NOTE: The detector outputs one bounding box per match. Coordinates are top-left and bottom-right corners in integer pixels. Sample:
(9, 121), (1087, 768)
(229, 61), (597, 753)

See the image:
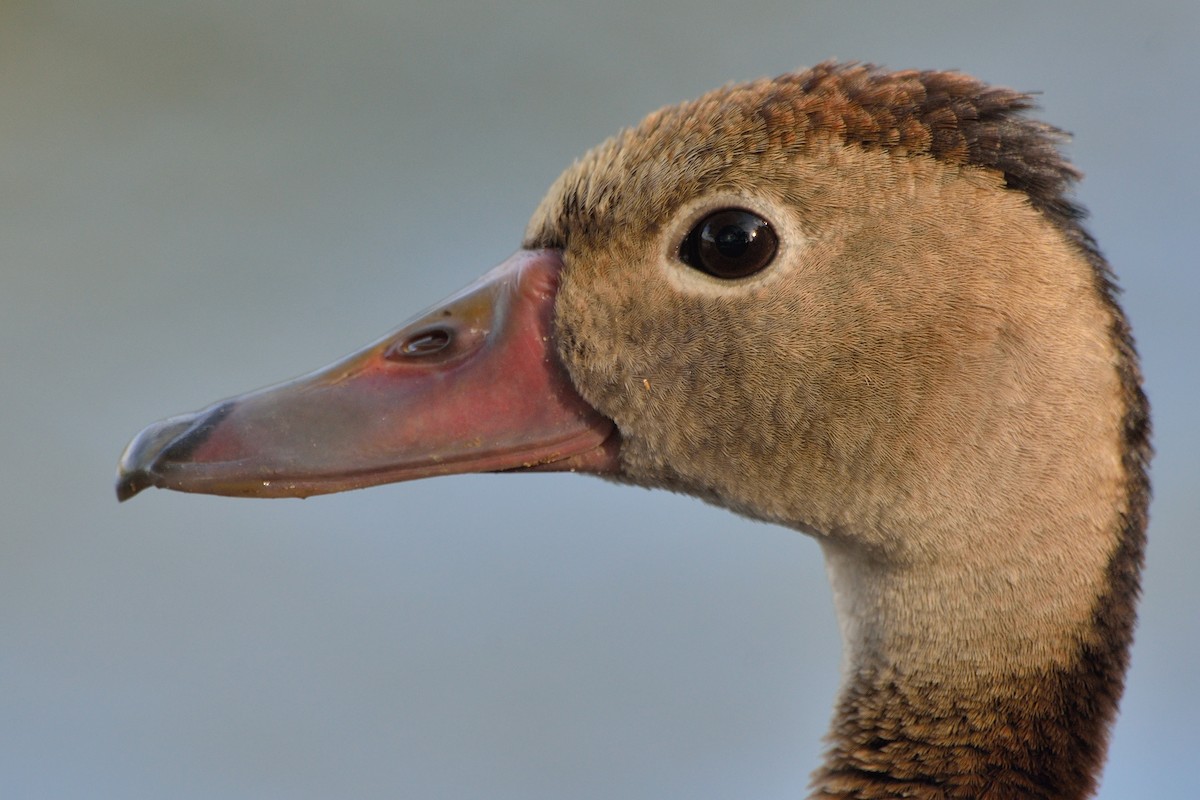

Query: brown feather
(525, 63), (1149, 798)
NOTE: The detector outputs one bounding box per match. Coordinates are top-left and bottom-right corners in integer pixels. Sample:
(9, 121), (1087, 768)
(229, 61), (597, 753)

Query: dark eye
(680, 208), (778, 279)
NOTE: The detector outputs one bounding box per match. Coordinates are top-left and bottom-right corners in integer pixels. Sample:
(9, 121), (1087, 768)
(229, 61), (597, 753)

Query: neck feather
(813, 522), (1143, 799)
(811, 370), (1148, 800)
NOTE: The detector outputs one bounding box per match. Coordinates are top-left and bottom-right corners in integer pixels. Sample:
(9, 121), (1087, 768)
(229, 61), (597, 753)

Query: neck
(812, 649), (1119, 799)
(812, 495), (1144, 800)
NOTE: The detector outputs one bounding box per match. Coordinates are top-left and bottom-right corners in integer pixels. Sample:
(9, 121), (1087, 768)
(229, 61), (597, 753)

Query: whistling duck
(117, 63), (1150, 799)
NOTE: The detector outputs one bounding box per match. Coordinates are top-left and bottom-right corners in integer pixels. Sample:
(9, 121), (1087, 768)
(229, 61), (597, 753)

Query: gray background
(4, 1), (1196, 798)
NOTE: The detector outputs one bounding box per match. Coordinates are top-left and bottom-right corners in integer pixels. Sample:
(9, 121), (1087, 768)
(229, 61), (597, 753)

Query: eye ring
(679, 208), (778, 279)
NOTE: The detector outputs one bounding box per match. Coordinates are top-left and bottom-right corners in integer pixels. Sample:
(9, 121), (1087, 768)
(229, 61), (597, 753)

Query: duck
(116, 62), (1150, 799)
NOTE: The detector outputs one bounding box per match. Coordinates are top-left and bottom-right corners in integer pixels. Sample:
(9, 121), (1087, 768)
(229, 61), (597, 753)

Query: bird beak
(116, 249), (618, 501)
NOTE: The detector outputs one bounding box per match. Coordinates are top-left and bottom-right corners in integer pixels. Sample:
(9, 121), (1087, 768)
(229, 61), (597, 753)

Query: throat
(811, 528), (1138, 800)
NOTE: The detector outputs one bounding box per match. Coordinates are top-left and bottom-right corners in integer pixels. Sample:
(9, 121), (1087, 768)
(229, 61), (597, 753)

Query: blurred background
(3, 1), (1196, 798)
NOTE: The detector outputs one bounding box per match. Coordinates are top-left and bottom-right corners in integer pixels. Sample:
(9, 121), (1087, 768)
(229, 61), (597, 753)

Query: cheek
(552, 263), (639, 414)
(553, 264), (690, 428)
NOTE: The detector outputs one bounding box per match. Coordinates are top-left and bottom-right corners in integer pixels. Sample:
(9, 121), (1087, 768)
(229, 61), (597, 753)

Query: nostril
(388, 327), (453, 360)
